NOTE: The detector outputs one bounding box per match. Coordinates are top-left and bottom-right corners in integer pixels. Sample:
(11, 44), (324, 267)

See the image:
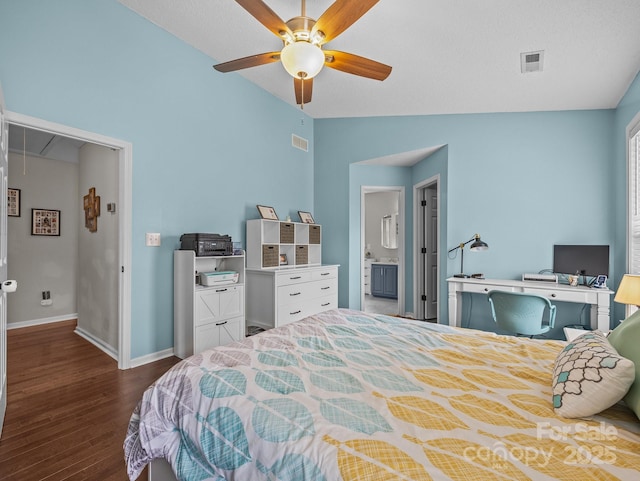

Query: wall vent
(292, 134), (309, 152)
(520, 50), (544, 73)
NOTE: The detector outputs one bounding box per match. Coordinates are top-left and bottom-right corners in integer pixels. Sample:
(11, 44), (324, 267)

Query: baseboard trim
(74, 327), (117, 361)
(7, 314), (78, 330)
(130, 348), (175, 368)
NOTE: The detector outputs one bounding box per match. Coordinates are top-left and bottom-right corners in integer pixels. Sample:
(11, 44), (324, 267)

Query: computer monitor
(552, 245), (609, 278)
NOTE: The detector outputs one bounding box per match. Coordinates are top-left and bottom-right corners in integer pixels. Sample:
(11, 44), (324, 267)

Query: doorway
(361, 186), (405, 316)
(5, 111), (132, 369)
(414, 176), (439, 321)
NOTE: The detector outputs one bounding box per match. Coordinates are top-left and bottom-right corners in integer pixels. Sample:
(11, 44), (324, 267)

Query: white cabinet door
(219, 286), (244, 318)
(195, 316), (243, 354)
(195, 286), (243, 326)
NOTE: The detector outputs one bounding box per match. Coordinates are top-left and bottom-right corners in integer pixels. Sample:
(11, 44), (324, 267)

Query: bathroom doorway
(361, 186), (404, 316)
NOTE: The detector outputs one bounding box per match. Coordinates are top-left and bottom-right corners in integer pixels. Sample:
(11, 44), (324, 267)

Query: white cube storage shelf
(247, 219), (321, 269)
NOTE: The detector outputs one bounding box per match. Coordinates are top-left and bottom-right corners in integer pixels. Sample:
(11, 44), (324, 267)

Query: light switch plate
(146, 233), (161, 246)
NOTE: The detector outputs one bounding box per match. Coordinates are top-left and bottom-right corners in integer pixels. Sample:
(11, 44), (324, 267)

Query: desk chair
(487, 290), (557, 337)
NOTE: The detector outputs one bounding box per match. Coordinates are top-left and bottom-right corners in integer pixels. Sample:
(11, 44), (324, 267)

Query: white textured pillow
(552, 330), (635, 418)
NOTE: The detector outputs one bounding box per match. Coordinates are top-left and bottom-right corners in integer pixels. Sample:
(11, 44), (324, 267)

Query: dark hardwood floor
(0, 320), (180, 481)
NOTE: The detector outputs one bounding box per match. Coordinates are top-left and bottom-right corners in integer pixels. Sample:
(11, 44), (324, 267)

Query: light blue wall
(315, 110), (616, 334)
(0, 0), (314, 358)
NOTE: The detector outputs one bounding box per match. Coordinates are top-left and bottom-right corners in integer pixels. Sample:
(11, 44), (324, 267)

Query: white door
(0, 83), (9, 436)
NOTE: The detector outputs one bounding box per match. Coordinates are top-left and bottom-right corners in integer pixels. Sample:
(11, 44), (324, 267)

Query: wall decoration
(83, 187), (100, 232)
(298, 211), (315, 224)
(31, 209), (60, 236)
(257, 204), (278, 220)
(8, 188), (20, 217)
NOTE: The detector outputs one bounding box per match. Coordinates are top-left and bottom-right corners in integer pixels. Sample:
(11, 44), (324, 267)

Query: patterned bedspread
(124, 308), (640, 480)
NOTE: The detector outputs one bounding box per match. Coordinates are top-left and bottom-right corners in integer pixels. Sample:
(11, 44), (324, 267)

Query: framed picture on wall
(8, 188), (20, 217)
(31, 208), (60, 236)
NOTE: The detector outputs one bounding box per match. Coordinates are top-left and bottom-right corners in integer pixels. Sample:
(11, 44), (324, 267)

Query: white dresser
(246, 265), (339, 330)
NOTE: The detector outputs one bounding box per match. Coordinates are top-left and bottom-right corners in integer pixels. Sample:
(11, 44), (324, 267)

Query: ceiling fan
(213, 0), (392, 108)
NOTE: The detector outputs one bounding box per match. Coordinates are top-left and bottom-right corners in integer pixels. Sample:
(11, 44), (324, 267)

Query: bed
(124, 308), (640, 480)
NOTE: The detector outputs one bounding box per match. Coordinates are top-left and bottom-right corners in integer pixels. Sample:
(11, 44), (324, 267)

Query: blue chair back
(487, 290), (557, 337)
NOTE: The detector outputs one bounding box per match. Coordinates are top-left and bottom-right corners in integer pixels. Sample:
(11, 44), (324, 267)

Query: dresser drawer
(276, 271), (313, 286)
(315, 294), (337, 311)
(277, 294), (337, 327)
(311, 278), (337, 298)
(312, 267), (337, 281)
(278, 282), (315, 304)
(277, 301), (314, 326)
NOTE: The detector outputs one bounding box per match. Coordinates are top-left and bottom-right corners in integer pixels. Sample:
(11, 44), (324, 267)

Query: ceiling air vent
(521, 50), (544, 73)
(292, 134), (308, 152)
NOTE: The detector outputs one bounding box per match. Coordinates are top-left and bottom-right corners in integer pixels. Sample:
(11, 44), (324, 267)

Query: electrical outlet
(146, 233), (161, 247)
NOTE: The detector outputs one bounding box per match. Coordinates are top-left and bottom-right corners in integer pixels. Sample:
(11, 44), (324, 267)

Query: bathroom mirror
(381, 213), (398, 249)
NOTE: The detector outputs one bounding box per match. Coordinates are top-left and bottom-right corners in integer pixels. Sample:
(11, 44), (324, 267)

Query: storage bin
(295, 245), (308, 265)
(280, 223), (294, 243)
(309, 225), (321, 244)
(262, 245), (279, 267)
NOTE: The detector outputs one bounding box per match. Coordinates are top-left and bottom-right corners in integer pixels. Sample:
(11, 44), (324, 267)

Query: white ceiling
(118, 0), (640, 119)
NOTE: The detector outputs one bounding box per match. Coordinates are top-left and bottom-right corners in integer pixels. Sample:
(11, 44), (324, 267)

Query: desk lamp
(448, 234), (489, 278)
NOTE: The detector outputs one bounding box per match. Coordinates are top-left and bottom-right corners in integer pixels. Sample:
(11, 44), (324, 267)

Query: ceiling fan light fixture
(281, 41), (325, 79)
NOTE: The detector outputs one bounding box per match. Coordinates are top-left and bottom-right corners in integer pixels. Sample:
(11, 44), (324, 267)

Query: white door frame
(360, 186), (405, 316)
(6, 111), (132, 369)
(413, 175), (440, 321)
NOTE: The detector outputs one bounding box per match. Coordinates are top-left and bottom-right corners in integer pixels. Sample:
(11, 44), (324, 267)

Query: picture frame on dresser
(257, 204), (278, 220)
(298, 211), (315, 224)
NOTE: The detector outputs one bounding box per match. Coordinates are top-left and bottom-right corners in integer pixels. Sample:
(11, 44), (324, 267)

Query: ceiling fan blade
(323, 50), (391, 81)
(313, 0), (379, 44)
(213, 52), (281, 73)
(235, 0), (292, 39)
(294, 78), (313, 105)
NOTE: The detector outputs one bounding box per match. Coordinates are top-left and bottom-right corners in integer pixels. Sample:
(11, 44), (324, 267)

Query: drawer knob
(484, 288), (488, 292)
(321, 286), (330, 290)
(215, 321), (228, 326)
(290, 292), (301, 296)
(290, 310), (301, 315)
(321, 272), (330, 276)
(551, 293), (556, 298)
(216, 288), (228, 292)
(321, 302), (331, 307)
(290, 276), (302, 280)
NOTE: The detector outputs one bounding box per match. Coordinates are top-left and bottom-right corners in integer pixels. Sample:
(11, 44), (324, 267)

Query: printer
(180, 233), (233, 256)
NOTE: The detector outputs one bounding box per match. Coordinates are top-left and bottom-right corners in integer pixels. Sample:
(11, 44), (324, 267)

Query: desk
(447, 277), (614, 332)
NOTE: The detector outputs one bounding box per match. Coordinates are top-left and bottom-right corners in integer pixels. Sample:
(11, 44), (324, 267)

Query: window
(627, 117), (640, 316)
(628, 120), (640, 275)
